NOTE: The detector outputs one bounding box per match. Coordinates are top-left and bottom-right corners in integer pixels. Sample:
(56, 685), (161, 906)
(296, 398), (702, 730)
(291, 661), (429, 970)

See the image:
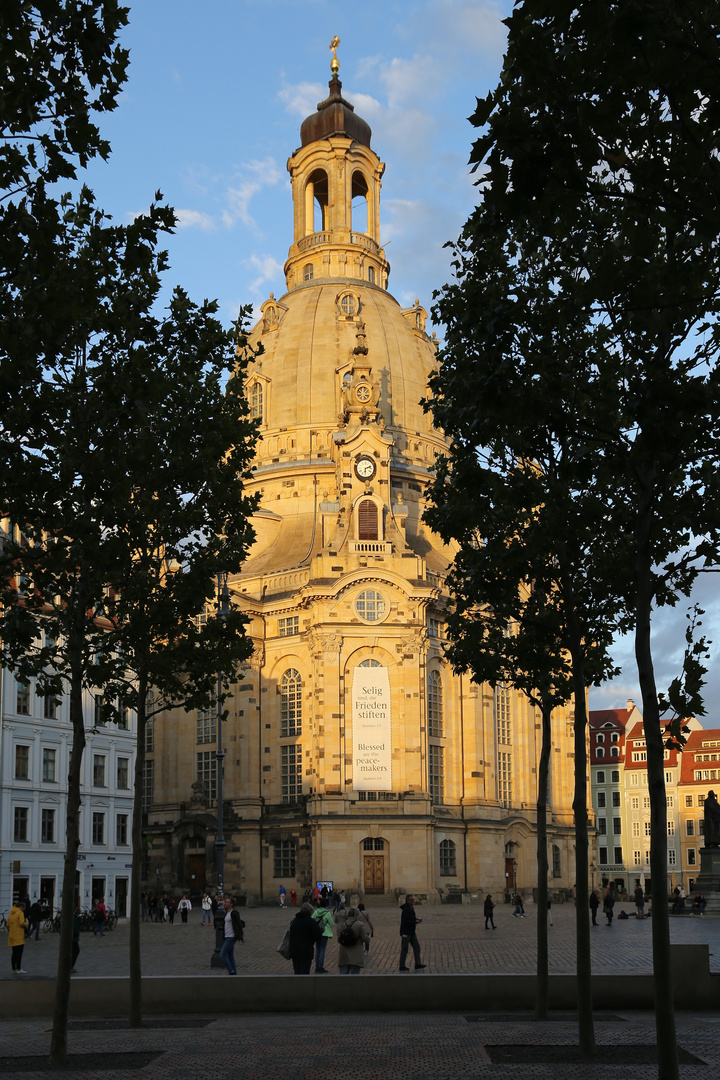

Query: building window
(44, 696), (58, 720)
(632, 751), (647, 762)
(357, 499), (379, 541)
(611, 770), (620, 783)
(645, 850), (651, 865)
(14, 806), (29, 842)
(613, 818), (621, 835)
(42, 748), (57, 783)
(117, 757), (129, 789)
(612, 791), (621, 807)
(92, 812), (105, 845)
(355, 589), (386, 623)
(16, 680), (30, 714)
(250, 381), (263, 420)
(428, 670), (443, 737)
(93, 755), (106, 787)
(197, 707), (216, 744)
(303, 264), (313, 282)
(368, 266), (375, 284)
(429, 744), (444, 804)
(41, 808), (56, 844)
(632, 822), (640, 837)
(666, 771), (673, 784)
(597, 818), (607, 835)
(363, 835), (386, 850)
(685, 795), (694, 808)
(495, 684), (511, 745)
(281, 744), (302, 804)
(599, 846), (608, 864)
(631, 797), (639, 810)
(116, 814), (128, 846)
(596, 748), (605, 758)
(633, 851), (641, 865)
(644, 821), (651, 836)
(94, 695), (109, 726)
(686, 820), (695, 836)
(274, 839), (296, 878)
(117, 704), (129, 730)
(699, 819), (704, 837)
(281, 669), (302, 737)
(597, 792), (606, 808)
(145, 716), (154, 754)
(611, 747), (619, 757)
(142, 759), (154, 809)
(552, 844), (562, 878)
(278, 616), (299, 637)
(439, 839), (456, 876)
(667, 820), (675, 835)
(611, 732), (619, 743)
(614, 847), (623, 864)
(688, 849), (696, 866)
(668, 848), (676, 866)
(196, 751), (217, 805)
(643, 796), (650, 809)
(667, 795), (674, 807)
(596, 771), (605, 783)
(498, 751), (512, 808)
(596, 733), (605, 743)
(15, 745), (30, 780)
(340, 294), (357, 315)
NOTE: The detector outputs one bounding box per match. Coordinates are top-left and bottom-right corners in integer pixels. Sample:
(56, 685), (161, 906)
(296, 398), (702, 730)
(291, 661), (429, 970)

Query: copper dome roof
(300, 76), (372, 148)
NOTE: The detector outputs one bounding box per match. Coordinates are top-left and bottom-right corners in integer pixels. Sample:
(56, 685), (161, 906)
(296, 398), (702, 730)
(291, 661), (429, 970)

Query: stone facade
(144, 61), (578, 904)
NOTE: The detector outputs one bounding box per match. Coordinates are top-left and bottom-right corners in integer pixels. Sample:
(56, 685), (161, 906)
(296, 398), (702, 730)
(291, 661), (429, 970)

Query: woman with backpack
(335, 905), (370, 974)
(312, 901), (334, 973)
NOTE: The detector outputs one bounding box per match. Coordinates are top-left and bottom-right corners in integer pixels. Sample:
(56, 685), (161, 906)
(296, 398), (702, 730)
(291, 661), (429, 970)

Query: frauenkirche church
(144, 46), (577, 904)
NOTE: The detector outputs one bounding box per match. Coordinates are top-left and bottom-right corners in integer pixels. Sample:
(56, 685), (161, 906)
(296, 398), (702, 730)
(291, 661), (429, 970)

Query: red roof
(678, 728), (720, 784)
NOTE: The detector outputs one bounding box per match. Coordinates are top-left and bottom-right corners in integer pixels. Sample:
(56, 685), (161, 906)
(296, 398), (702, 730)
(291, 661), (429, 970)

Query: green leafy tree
(96, 299), (259, 1026)
(428, 2), (720, 1075)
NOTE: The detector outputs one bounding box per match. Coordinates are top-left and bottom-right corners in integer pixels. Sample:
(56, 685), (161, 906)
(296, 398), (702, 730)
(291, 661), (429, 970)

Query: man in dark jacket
(399, 895), (426, 971)
(288, 902), (322, 974)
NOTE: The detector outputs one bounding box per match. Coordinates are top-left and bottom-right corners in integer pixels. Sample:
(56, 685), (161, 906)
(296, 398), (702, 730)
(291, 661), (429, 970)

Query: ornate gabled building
(144, 50), (578, 904)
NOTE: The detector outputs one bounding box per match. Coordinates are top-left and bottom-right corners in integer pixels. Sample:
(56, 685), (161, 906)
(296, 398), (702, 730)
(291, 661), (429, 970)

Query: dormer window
(304, 264), (314, 281)
(250, 382), (264, 421)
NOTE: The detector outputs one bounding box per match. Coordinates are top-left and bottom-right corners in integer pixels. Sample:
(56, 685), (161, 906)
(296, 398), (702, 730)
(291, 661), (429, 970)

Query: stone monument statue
(703, 790), (720, 847)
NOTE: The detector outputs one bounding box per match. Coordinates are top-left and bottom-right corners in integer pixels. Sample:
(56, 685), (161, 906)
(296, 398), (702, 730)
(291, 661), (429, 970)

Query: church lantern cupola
(284, 38), (390, 292)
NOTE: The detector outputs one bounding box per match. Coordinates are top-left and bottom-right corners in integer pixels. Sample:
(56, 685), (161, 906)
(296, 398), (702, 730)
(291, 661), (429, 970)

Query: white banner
(352, 666), (392, 791)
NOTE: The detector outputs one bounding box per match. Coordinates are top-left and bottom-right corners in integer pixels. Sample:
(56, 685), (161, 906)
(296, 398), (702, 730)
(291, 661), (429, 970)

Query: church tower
(144, 46), (578, 904)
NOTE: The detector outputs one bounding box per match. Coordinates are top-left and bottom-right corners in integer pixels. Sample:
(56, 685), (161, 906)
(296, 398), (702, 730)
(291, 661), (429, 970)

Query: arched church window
(357, 499), (378, 540)
(280, 668), (302, 737)
(250, 382), (263, 420)
(303, 264), (314, 282)
(359, 659), (381, 668)
(439, 839), (456, 876)
(368, 266), (375, 284)
(428, 670), (443, 737)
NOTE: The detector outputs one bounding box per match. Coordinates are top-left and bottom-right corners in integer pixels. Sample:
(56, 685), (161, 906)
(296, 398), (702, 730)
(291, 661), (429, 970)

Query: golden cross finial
(330, 35), (341, 75)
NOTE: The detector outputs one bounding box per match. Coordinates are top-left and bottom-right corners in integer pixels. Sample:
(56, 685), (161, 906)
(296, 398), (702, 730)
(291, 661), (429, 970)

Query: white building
(0, 665), (137, 915)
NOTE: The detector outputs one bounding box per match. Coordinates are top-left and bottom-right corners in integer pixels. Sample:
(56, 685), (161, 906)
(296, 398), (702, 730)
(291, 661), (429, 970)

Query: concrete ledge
(2, 946), (715, 1018)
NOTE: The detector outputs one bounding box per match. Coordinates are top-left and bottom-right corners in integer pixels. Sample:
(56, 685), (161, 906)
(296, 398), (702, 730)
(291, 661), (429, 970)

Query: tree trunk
(535, 698), (552, 1020)
(568, 631), (594, 1057)
(129, 672), (147, 1027)
(635, 502), (678, 1080)
(49, 638), (85, 1067)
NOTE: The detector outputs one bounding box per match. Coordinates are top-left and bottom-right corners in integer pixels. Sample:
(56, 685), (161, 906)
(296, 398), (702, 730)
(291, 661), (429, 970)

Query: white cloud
(278, 81), (325, 119)
(246, 253), (285, 296)
(174, 208), (215, 230)
(221, 158), (284, 231)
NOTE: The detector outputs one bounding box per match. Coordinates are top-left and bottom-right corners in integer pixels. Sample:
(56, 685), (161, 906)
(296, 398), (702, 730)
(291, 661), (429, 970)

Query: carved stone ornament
(190, 779), (207, 807)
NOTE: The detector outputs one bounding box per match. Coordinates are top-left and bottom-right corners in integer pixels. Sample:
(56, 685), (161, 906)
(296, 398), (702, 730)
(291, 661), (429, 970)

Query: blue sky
(78, 0), (720, 721)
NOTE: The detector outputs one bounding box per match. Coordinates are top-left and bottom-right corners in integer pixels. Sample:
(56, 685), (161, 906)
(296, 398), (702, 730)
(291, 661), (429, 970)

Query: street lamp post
(590, 861), (596, 893)
(210, 572), (230, 968)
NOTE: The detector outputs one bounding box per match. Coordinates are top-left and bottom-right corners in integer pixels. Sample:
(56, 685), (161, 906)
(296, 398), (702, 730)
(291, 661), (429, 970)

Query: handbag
(277, 927), (292, 959)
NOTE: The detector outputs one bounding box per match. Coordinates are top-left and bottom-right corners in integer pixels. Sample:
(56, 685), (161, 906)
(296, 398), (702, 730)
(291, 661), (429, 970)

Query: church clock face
(354, 455), (376, 481)
(355, 383), (371, 403)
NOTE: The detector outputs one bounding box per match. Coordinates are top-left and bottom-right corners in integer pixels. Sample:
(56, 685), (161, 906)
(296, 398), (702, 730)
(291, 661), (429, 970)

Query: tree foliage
(426, 2), (720, 1073)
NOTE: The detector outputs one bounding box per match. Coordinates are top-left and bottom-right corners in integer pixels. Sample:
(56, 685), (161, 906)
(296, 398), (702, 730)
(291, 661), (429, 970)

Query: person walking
(603, 886), (615, 927)
(290, 889), (297, 907)
(589, 889), (600, 926)
(288, 902), (322, 975)
(357, 903), (374, 953)
(336, 906), (371, 974)
(634, 885), (645, 919)
(8, 899), (28, 974)
(279, 884), (286, 907)
(398, 894), (425, 971)
(484, 894), (496, 930)
(220, 897), (245, 975)
(167, 897), (176, 924)
(27, 899), (42, 941)
(547, 895), (553, 927)
(178, 895), (192, 924)
(512, 892), (525, 918)
(141, 893), (150, 922)
(93, 897), (107, 937)
(201, 893), (212, 925)
(312, 901), (334, 973)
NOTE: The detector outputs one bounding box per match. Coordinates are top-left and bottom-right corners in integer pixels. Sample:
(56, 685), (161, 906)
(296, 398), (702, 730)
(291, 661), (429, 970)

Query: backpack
(338, 922), (358, 947)
(277, 927), (292, 960)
